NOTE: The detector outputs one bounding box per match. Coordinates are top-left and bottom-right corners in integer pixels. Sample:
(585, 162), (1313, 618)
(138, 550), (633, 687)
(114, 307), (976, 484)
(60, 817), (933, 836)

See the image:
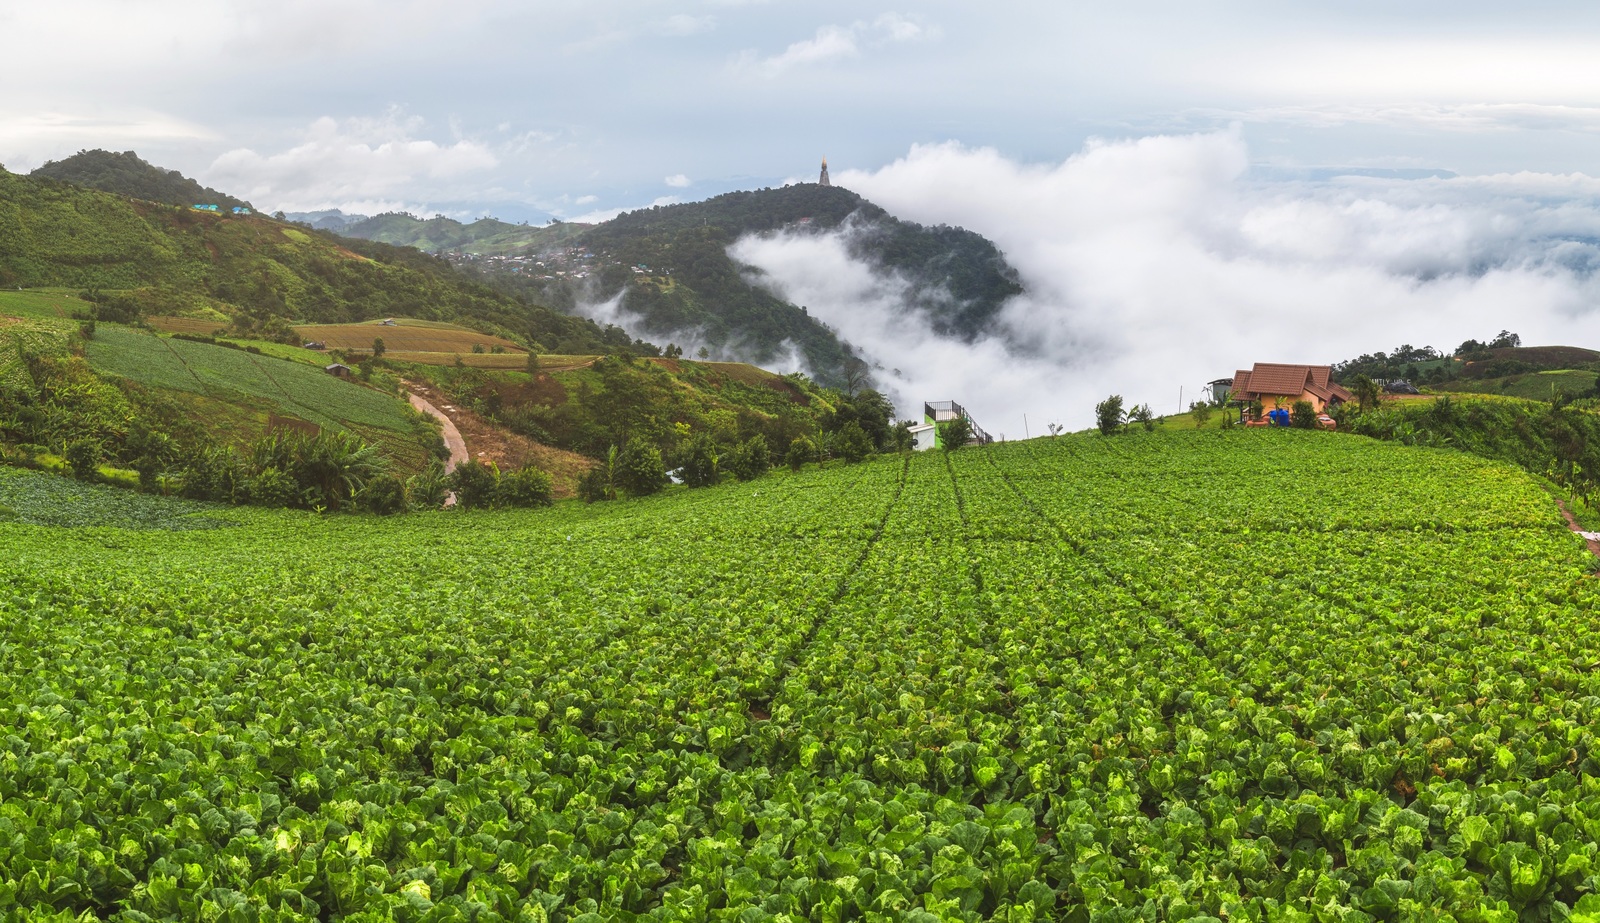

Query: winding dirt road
(1558, 499), (1600, 559)
(408, 391), (468, 473)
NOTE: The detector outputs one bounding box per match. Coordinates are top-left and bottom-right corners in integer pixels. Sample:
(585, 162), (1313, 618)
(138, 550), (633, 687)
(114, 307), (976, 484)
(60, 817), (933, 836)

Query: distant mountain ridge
(25, 149), (1027, 387)
(341, 213), (587, 254)
(32, 149), (252, 211)
(327, 185), (1026, 383)
(283, 209), (363, 231)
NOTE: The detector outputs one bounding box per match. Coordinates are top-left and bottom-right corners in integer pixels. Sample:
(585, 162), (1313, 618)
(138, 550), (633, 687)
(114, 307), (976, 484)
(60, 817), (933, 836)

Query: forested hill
(31, 149), (253, 211)
(0, 166), (645, 354)
(587, 185), (1025, 342)
(339, 184), (1026, 384)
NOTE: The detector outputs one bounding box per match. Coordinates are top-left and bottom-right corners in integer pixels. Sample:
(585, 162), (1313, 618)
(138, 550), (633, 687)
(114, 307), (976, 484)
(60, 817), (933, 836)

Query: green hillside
(0, 165), (645, 355)
(406, 352), (842, 461)
(339, 185), (1026, 383)
(0, 289), (443, 475)
(1335, 340), (1600, 392)
(31, 148), (253, 210)
(340, 212), (587, 255)
(1436, 368), (1599, 401)
(586, 185), (1023, 343)
(4, 430), (1598, 918)
(0, 285), (888, 508)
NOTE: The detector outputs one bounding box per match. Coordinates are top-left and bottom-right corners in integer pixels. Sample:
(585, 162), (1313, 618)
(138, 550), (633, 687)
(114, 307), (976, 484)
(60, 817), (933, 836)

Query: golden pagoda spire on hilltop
(819, 157), (831, 186)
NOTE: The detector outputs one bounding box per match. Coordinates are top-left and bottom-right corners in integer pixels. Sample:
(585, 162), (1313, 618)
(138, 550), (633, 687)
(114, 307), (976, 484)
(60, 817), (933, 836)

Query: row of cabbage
(3, 430), (1599, 922)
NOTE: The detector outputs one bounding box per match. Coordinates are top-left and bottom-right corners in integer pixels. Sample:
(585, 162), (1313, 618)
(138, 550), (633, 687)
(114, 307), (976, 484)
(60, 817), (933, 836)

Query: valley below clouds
(731, 131), (1600, 433)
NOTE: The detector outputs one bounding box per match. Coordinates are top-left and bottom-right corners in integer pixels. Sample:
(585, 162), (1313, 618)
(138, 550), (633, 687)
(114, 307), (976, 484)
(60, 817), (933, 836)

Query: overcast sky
(8, 1), (1600, 429)
(5, 1), (1600, 220)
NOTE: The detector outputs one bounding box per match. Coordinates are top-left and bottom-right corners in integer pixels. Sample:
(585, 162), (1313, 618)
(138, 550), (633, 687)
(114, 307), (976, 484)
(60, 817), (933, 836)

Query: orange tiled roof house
(1228, 363), (1354, 415)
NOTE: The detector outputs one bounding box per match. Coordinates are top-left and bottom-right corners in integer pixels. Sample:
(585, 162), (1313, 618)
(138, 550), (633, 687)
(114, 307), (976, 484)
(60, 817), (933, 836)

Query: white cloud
(0, 110), (216, 170)
(661, 14), (715, 36)
(1206, 102), (1600, 133)
(664, 173), (691, 187)
(1223, 38), (1600, 102)
(204, 110), (497, 211)
(567, 195), (681, 224)
(736, 12), (932, 78)
(728, 133), (1600, 435)
(575, 195), (600, 205)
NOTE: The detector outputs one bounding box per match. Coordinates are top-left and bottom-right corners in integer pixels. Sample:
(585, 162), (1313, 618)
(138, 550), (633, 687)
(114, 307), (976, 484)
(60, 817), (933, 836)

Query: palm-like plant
(294, 431), (388, 511)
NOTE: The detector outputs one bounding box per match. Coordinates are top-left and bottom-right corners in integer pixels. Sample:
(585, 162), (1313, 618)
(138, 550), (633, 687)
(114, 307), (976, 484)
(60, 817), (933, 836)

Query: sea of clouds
(728, 130), (1600, 436)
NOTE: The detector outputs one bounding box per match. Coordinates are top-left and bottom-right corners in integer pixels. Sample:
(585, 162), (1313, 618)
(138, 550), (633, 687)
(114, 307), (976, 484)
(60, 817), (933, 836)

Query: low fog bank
(572, 290), (812, 375)
(732, 131), (1600, 435)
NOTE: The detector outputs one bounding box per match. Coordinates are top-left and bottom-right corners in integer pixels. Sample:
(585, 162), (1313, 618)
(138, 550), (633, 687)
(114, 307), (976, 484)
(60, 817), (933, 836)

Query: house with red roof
(1227, 363), (1354, 415)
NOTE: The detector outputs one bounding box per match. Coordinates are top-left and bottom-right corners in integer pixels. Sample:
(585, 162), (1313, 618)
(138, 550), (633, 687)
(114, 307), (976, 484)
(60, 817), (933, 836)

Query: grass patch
(0, 289), (92, 321)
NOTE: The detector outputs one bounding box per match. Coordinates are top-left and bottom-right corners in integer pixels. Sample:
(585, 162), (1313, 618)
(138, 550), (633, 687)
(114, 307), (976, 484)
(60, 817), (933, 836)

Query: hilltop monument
(819, 157), (831, 186)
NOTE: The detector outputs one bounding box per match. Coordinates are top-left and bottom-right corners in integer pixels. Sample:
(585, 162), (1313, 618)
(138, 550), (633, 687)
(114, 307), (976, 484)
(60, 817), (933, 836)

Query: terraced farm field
(85, 325), (416, 434)
(0, 288), (88, 321)
(4, 431), (1599, 921)
(293, 319), (526, 355)
(146, 315), (229, 336)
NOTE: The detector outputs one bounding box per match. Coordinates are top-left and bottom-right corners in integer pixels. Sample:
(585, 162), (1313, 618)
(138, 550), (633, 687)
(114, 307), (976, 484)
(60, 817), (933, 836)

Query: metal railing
(924, 401), (993, 445)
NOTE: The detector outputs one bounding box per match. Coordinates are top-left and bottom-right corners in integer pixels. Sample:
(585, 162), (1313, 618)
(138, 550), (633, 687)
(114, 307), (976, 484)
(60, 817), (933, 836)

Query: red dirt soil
(404, 379), (593, 499)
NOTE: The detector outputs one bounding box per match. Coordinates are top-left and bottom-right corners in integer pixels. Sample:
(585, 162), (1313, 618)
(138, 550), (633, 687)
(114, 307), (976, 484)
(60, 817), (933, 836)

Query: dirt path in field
(407, 390), (467, 473)
(403, 380), (593, 499)
(1556, 500), (1600, 558)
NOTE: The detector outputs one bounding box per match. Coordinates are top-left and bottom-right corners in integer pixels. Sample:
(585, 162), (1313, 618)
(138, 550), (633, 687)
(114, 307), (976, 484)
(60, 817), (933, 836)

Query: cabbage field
(4, 430), (1600, 922)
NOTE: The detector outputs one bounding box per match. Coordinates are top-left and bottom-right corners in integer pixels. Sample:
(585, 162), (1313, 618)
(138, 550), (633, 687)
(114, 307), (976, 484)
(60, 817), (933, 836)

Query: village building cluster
(439, 245), (673, 284)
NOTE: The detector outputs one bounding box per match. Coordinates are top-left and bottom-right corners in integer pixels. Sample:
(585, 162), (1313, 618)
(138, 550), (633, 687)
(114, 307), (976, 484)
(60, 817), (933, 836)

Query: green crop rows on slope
(84, 324), (415, 433)
(3, 430), (1600, 922)
(0, 467), (234, 530)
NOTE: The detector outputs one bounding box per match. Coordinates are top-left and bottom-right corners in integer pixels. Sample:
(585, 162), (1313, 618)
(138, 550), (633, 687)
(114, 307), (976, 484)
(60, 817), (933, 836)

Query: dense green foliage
(32, 149), (253, 210)
(615, 438), (668, 497)
(440, 460), (554, 511)
(786, 435), (815, 470)
(178, 430), (389, 512)
(938, 416), (976, 450)
(411, 356), (843, 467)
(1334, 340), (1600, 393)
(724, 434), (770, 482)
(680, 433), (720, 488)
(446, 459), (499, 510)
(0, 166), (637, 354)
(1333, 344), (1455, 385)
(1094, 395), (1125, 436)
(833, 421), (873, 462)
(3, 431), (1598, 920)
(495, 465), (555, 509)
(1343, 395), (1600, 505)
